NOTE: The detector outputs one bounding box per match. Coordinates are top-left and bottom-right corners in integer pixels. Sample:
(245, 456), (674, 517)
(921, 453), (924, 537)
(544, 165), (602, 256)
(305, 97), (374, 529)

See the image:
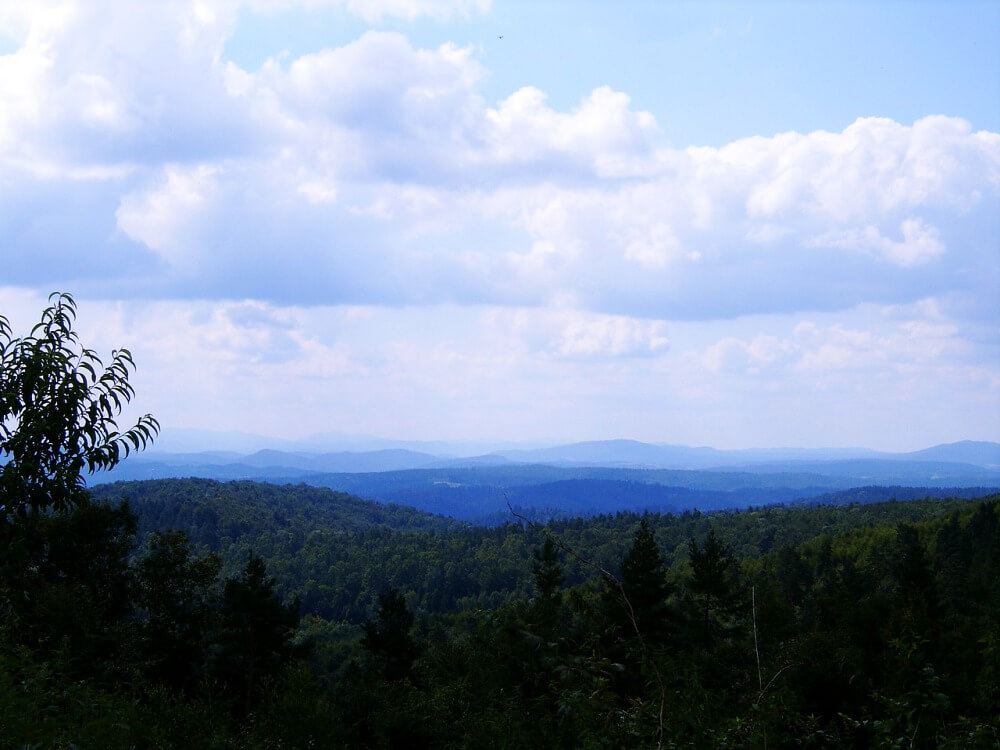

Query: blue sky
(223, 1), (1000, 147)
(0, 0), (998, 450)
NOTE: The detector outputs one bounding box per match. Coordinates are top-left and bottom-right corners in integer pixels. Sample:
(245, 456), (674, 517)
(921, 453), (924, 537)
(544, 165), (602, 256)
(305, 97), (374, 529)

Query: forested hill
(93, 440), (1000, 522)
(6, 475), (998, 747)
(88, 478), (461, 538)
(88, 478), (998, 624)
(96, 467), (998, 524)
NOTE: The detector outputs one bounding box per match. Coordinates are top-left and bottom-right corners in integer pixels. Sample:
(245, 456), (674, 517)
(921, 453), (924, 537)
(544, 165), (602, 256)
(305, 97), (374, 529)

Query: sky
(0, 0), (998, 451)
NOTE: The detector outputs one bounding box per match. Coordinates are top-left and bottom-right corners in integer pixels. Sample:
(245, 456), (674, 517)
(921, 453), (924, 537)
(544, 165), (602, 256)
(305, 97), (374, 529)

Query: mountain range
(90, 437), (1000, 523)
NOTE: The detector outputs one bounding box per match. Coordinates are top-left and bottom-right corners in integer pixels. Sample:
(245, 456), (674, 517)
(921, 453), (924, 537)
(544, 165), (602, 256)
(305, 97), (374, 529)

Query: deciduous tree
(0, 292), (158, 518)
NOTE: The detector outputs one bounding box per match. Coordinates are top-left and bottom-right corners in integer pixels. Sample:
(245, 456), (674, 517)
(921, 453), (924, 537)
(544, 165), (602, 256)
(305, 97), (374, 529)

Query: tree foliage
(686, 527), (741, 635)
(532, 536), (565, 602)
(212, 551), (300, 717)
(135, 530), (221, 691)
(615, 517), (672, 643)
(361, 586), (421, 681)
(0, 292), (159, 517)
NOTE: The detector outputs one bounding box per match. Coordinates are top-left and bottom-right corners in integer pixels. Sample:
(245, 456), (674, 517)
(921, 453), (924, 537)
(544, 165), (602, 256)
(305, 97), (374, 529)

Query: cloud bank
(0, 1), (997, 448)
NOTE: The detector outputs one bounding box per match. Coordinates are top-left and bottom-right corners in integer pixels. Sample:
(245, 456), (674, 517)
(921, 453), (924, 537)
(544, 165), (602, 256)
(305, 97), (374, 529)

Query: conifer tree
(362, 586), (421, 681)
(135, 530), (221, 691)
(687, 527), (741, 644)
(532, 537), (565, 602)
(616, 518), (672, 643)
(211, 551), (299, 717)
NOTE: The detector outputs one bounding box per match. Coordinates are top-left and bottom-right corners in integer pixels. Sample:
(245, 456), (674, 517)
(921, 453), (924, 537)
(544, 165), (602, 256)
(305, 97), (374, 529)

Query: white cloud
(1, 8), (996, 321)
(809, 217), (945, 266)
(703, 334), (791, 374)
(0, 1), (254, 172)
(116, 164), (222, 266)
(238, 0), (490, 23)
(0, 4), (997, 447)
(3, 288), (992, 448)
(509, 309), (670, 359)
(483, 85), (661, 175)
(696, 313), (971, 381)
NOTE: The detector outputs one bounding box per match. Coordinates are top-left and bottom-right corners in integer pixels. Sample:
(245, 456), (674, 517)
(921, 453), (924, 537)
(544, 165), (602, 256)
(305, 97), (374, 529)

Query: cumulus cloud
(0, 2), (997, 447)
(482, 85), (662, 176)
(238, 0), (490, 23)
(695, 310), (970, 381)
(3, 286), (991, 447)
(0, 2), (256, 171)
(498, 308), (670, 359)
(809, 218), (945, 266)
(703, 335), (791, 375)
(1, 5), (996, 323)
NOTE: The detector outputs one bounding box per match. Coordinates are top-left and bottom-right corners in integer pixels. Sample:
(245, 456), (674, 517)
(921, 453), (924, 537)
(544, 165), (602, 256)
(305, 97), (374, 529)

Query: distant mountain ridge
(904, 440), (1000, 466)
(122, 438), (1000, 478)
(490, 439), (1000, 470)
(86, 438), (1000, 523)
(236, 448), (440, 473)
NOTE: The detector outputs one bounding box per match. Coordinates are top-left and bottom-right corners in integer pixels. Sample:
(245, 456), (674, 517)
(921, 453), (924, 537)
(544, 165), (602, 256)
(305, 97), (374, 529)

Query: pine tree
(686, 527), (741, 645)
(532, 537), (565, 601)
(134, 530), (221, 691)
(362, 586), (421, 681)
(211, 551), (299, 717)
(615, 518), (672, 644)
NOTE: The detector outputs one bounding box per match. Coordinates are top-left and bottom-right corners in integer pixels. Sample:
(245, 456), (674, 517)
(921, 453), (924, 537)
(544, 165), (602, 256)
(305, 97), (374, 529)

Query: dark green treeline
(2, 479), (998, 748)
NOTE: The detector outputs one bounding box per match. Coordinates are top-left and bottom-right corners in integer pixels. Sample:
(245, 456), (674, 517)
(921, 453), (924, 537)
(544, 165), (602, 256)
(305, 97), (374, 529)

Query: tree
(1, 293), (157, 680)
(617, 518), (672, 643)
(211, 551), (299, 717)
(532, 536), (565, 602)
(0, 292), (159, 518)
(362, 586), (421, 681)
(888, 522), (939, 673)
(134, 530), (221, 691)
(686, 527), (742, 647)
(6, 499), (139, 677)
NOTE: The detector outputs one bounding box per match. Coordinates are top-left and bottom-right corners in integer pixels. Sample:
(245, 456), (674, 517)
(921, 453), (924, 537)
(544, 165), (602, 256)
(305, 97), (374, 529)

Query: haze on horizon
(1, 1), (998, 452)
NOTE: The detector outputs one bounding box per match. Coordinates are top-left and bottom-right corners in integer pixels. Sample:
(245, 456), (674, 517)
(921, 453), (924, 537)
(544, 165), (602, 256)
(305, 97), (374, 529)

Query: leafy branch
(0, 292), (159, 517)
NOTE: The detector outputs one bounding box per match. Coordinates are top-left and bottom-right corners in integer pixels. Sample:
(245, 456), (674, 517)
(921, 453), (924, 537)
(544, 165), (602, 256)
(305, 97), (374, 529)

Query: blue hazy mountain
(235, 448), (441, 473)
(488, 439), (1000, 470)
(899, 440), (1000, 467)
(148, 427), (542, 457)
(128, 437), (1000, 472)
(490, 439), (881, 468)
(93, 438), (1000, 522)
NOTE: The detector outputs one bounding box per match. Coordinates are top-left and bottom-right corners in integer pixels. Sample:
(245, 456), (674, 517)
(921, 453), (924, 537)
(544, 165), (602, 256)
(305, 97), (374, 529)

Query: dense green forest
(90, 478), (1000, 626)
(3, 478), (998, 748)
